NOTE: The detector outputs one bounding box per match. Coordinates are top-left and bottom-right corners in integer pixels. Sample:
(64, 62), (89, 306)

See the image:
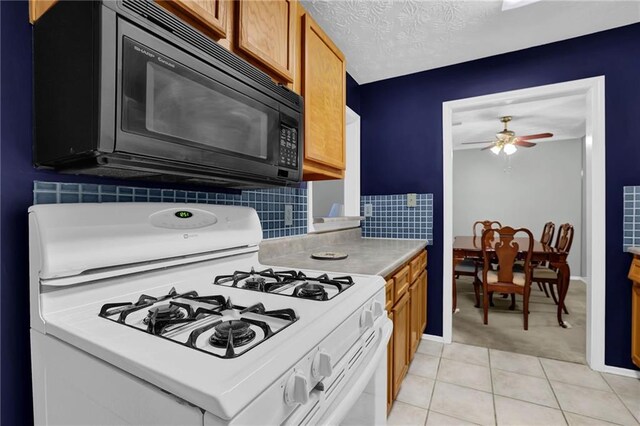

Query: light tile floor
(388, 340), (640, 426)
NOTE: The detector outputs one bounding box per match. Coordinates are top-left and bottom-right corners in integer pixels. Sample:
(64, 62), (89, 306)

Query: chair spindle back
(555, 223), (574, 253)
(473, 220), (502, 238)
(540, 222), (555, 246)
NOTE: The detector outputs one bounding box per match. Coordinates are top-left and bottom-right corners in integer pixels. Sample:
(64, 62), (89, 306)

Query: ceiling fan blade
(461, 140), (493, 145)
(518, 132), (553, 141)
(514, 140), (536, 148)
(480, 144), (496, 151)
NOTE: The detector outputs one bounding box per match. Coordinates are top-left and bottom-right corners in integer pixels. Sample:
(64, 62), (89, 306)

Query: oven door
(114, 19), (300, 182)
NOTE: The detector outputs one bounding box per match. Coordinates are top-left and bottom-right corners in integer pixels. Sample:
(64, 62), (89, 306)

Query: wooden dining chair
(532, 223), (574, 314)
(540, 222), (556, 246)
(476, 226), (535, 330)
(473, 220), (502, 238)
(454, 220), (502, 279)
(535, 221), (555, 296)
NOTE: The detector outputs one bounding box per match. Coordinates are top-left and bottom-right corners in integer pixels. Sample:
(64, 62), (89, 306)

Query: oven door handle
(320, 317), (392, 426)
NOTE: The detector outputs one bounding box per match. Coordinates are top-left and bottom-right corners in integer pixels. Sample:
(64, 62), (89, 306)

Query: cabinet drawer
(385, 278), (394, 311)
(629, 258), (640, 283)
(409, 250), (427, 282)
(394, 265), (410, 301)
(409, 254), (421, 283)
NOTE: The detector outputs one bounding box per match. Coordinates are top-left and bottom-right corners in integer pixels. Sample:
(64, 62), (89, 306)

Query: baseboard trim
(600, 364), (640, 378)
(421, 333), (445, 343)
(570, 276), (587, 283)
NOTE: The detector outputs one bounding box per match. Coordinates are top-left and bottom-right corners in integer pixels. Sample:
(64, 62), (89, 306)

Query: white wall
(313, 179), (344, 217)
(453, 139), (583, 275)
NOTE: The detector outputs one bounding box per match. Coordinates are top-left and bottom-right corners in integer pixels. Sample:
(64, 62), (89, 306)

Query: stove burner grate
(213, 268), (299, 293)
(293, 283), (328, 301)
(209, 320), (256, 348)
(212, 268), (355, 301)
(99, 290), (297, 359)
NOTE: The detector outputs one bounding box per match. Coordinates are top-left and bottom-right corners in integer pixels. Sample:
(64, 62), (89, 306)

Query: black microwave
(33, 0), (303, 188)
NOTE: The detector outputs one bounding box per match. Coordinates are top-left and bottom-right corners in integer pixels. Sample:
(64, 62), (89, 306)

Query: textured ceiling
(452, 94), (586, 150)
(301, 0), (640, 84)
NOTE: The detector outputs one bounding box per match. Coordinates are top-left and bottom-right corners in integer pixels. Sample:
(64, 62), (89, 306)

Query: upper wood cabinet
(156, 0), (229, 40)
(29, 0), (57, 23)
(235, 0), (296, 84)
(298, 12), (346, 180)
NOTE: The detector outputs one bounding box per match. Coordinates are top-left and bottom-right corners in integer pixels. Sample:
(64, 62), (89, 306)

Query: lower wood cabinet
(387, 310), (394, 413)
(629, 255), (640, 368)
(392, 292), (410, 400)
(409, 279), (421, 359)
(386, 249), (427, 413)
(419, 270), (428, 332)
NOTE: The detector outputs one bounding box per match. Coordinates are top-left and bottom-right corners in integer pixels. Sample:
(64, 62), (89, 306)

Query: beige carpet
(453, 277), (587, 364)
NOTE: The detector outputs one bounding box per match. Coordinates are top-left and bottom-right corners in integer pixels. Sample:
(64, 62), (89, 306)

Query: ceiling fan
(461, 116), (553, 155)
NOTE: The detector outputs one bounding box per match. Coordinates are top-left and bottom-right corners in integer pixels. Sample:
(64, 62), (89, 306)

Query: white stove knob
(284, 372), (309, 406)
(312, 350), (333, 379)
(360, 309), (374, 328)
(372, 300), (384, 318)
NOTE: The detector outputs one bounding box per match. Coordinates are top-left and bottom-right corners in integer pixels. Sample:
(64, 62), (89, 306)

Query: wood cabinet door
(419, 270), (428, 332)
(632, 282), (640, 368)
(385, 278), (395, 312)
(392, 293), (410, 400)
(387, 311), (394, 414)
(409, 280), (421, 360)
(236, 0), (296, 84)
(300, 13), (346, 177)
(157, 0), (229, 40)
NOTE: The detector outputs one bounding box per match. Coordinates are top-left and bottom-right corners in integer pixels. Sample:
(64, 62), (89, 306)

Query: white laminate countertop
(261, 238), (427, 278)
(628, 247), (640, 255)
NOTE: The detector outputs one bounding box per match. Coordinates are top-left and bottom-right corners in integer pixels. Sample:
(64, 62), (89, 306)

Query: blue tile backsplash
(360, 193), (433, 243)
(624, 186), (640, 251)
(33, 181), (307, 239)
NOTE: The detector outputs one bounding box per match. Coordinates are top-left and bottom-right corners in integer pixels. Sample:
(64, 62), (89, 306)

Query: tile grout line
(488, 349), (498, 426)
(537, 355), (569, 425)
(426, 345), (484, 426)
(421, 352), (440, 426)
(598, 372), (640, 424)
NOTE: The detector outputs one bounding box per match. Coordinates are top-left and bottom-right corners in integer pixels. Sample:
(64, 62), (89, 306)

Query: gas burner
(143, 304), (185, 325)
(209, 320), (256, 348)
(293, 283), (328, 301)
(212, 268), (355, 301)
(243, 277), (266, 291)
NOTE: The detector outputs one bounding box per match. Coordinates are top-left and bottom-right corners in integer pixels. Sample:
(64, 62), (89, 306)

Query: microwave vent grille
(120, 0), (300, 107)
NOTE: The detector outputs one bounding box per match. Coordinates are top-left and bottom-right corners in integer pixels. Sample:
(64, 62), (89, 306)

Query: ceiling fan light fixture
(490, 145), (502, 155)
(504, 143), (517, 155)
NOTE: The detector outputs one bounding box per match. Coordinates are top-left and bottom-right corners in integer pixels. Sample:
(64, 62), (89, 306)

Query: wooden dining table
(453, 236), (571, 328)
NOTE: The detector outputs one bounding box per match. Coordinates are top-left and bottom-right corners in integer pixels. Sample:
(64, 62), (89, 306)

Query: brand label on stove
(175, 211), (193, 219)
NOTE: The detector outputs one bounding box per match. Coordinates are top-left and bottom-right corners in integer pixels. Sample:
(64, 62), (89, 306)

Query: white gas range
(29, 203), (392, 425)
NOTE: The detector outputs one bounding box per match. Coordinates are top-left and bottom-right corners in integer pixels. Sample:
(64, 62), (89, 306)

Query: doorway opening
(441, 77), (606, 371)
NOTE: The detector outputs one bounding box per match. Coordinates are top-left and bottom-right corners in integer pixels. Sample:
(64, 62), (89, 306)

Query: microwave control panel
(278, 126), (298, 169)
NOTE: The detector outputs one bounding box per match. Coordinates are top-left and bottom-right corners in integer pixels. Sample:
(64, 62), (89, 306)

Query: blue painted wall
(360, 23), (640, 370)
(346, 72), (361, 115)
